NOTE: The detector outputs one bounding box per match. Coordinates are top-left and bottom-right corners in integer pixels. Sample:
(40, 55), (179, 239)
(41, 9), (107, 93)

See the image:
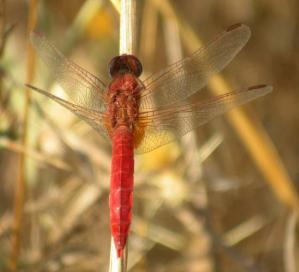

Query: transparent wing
(26, 84), (109, 139)
(136, 85), (272, 154)
(140, 24), (251, 110)
(31, 32), (107, 112)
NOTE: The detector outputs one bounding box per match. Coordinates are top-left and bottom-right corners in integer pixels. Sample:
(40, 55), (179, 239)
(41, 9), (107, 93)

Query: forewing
(26, 84), (109, 139)
(31, 32), (107, 112)
(140, 24), (251, 110)
(136, 85), (272, 154)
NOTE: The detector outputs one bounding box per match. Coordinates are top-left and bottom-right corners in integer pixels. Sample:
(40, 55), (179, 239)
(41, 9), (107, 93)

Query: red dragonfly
(27, 24), (272, 258)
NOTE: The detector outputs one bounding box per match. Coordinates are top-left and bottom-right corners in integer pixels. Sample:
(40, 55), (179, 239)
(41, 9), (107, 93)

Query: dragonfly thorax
(104, 73), (142, 135)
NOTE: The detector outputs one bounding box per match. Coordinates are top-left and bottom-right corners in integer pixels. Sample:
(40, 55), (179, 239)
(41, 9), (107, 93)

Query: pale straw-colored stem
(9, 0), (38, 271)
(119, 0), (136, 54)
(109, 0), (136, 271)
(283, 212), (297, 272)
(109, 237), (128, 272)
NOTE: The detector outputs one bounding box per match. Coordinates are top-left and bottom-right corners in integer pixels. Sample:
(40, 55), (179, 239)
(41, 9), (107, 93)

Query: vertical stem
(119, 0), (136, 54)
(109, 0), (136, 271)
(0, 0), (5, 51)
(8, 0), (38, 271)
(109, 237), (128, 272)
(284, 212), (297, 272)
(0, 0), (6, 102)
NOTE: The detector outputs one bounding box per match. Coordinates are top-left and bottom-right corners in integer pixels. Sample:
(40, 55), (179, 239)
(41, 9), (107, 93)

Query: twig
(223, 216), (268, 246)
(198, 210), (261, 272)
(0, 0), (6, 102)
(119, 0), (136, 54)
(109, 238), (128, 272)
(139, 0), (158, 68)
(109, 0), (137, 271)
(63, 0), (104, 54)
(0, 0), (5, 55)
(0, 138), (71, 171)
(110, 0), (120, 13)
(8, 0), (38, 271)
(284, 212), (297, 272)
(161, 14), (214, 270)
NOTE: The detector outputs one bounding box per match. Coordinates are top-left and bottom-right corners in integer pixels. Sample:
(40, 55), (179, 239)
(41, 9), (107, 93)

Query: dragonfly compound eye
(109, 54), (143, 78)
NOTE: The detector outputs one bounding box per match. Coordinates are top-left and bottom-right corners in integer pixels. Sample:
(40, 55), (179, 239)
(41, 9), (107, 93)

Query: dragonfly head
(109, 54), (143, 78)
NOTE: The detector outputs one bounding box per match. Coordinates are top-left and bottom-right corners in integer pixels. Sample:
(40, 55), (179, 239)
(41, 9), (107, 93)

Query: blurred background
(1, 0), (299, 271)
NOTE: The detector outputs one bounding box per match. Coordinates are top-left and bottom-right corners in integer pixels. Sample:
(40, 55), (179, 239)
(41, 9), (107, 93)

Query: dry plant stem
(110, 0), (120, 13)
(0, 0), (5, 53)
(151, 0), (299, 212)
(63, 0), (104, 54)
(163, 14), (213, 271)
(8, 0), (38, 271)
(109, 0), (136, 271)
(0, 138), (71, 171)
(0, 0), (6, 101)
(140, 0), (158, 67)
(119, 0), (136, 54)
(284, 212), (297, 272)
(109, 238), (128, 272)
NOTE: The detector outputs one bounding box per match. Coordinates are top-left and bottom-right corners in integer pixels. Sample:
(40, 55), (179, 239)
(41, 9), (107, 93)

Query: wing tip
(25, 84), (52, 98)
(31, 30), (42, 35)
(226, 23), (251, 38)
(25, 83), (34, 89)
(29, 30), (44, 43)
(25, 83), (42, 93)
(248, 84), (273, 95)
(226, 23), (249, 32)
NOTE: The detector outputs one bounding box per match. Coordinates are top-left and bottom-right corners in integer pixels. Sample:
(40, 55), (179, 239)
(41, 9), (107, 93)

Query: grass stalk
(109, 0), (136, 271)
(8, 0), (38, 271)
(284, 212), (297, 272)
(119, 0), (136, 54)
(0, 0), (6, 101)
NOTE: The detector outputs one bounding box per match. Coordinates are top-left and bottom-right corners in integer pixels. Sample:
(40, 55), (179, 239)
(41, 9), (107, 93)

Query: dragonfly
(26, 23), (272, 258)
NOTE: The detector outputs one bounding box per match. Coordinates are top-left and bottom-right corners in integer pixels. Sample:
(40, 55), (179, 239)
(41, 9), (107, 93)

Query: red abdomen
(109, 126), (134, 258)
